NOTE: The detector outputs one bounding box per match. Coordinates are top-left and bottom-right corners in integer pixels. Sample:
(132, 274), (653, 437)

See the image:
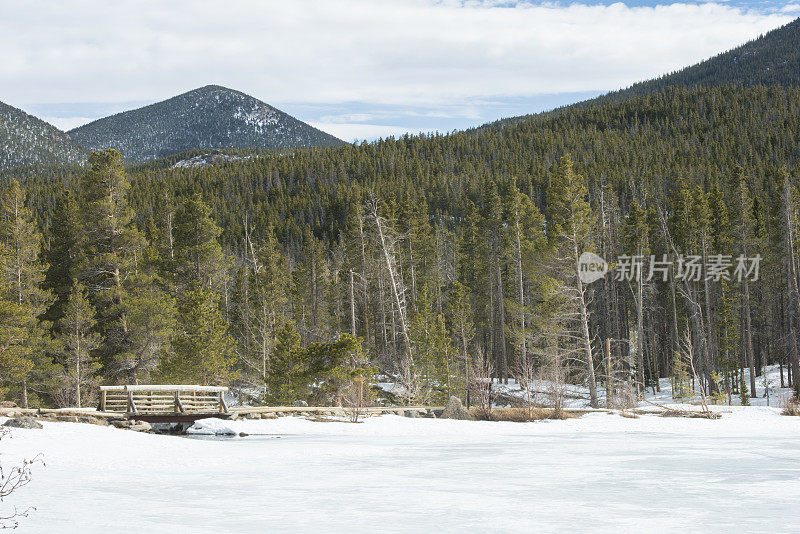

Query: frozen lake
(3, 410), (800, 532)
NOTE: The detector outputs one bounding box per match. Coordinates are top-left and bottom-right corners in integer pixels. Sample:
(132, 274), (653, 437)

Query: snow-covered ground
(3, 406), (800, 533)
(493, 364), (795, 409)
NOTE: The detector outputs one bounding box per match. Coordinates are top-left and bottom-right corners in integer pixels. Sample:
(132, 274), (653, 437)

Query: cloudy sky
(1, 0), (797, 142)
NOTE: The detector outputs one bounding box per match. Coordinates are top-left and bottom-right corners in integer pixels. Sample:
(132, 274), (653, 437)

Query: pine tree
(42, 189), (81, 326)
(503, 185), (547, 376)
(172, 194), (230, 291)
(410, 284), (456, 403)
(623, 201), (650, 394)
(0, 180), (54, 406)
(718, 279), (739, 404)
(739, 371), (751, 406)
(54, 280), (101, 408)
(159, 283), (237, 385)
(447, 280), (475, 402)
(480, 179), (509, 381)
(546, 155), (599, 407)
(265, 321), (303, 404)
(728, 166), (758, 398)
(292, 227), (332, 342)
(0, 242), (31, 401)
(457, 200), (487, 368)
(120, 286), (177, 383)
(671, 348), (692, 403)
(400, 194), (436, 306)
(236, 227), (292, 386)
(77, 150), (146, 374)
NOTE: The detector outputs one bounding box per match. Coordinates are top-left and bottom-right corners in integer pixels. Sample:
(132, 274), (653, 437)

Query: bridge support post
(127, 390), (137, 414)
(175, 391), (185, 413)
(219, 391), (228, 413)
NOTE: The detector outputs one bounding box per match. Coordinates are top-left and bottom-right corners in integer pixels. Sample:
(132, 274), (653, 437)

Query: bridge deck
(99, 385), (228, 417)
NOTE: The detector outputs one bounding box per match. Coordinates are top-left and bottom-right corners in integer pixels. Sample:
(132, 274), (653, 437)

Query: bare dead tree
(367, 196), (412, 364)
(603, 338), (637, 410)
(396, 354), (430, 406)
(514, 349), (540, 419)
(341, 378), (366, 423)
(469, 347), (494, 414)
(679, 328), (713, 418)
(0, 428), (43, 529)
(530, 319), (574, 418)
(656, 207), (714, 394)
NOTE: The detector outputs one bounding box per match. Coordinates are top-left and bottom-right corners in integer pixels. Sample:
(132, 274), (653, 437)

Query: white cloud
(310, 122), (434, 143)
(41, 117), (96, 131)
(0, 0), (794, 136)
(318, 113), (377, 124)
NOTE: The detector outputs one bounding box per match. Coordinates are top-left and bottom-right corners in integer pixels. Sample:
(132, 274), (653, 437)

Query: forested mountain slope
(488, 17), (800, 128)
(68, 85), (344, 164)
(603, 17), (800, 101)
(121, 85), (798, 248)
(11, 85), (799, 249)
(0, 100), (88, 170)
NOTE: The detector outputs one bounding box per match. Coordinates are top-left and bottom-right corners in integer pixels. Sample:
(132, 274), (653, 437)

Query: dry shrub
(469, 406), (578, 422)
(782, 396), (800, 416)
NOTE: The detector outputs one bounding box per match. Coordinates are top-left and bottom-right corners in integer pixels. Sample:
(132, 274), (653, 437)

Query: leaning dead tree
(367, 196), (412, 362)
(657, 207), (714, 395)
(644, 328), (718, 419)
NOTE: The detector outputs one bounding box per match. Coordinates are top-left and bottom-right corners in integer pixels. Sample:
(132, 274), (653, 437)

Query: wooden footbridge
(99, 385), (229, 423)
(95, 384), (445, 424)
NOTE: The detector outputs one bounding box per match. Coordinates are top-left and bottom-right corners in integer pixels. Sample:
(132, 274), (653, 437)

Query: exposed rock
(129, 420), (152, 432)
(111, 419), (133, 429)
(440, 396), (473, 421)
(36, 415), (61, 423)
(3, 417), (43, 429)
(404, 410), (419, 418)
(0, 401), (18, 408)
(36, 414), (109, 425)
(78, 415), (110, 426)
(150, 422), (183, 434)
(244, 413), (261, 420)
(292, 400), (309, 407)
(261, 413), (278, 419)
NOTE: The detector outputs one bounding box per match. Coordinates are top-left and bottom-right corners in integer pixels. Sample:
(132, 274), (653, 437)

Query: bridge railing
(99, 385), (229, 415)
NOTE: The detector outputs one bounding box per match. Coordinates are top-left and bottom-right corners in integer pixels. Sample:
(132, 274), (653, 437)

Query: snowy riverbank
(3, 407), (800, 532)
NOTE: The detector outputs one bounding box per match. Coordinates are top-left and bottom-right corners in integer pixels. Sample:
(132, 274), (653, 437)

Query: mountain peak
(68, 87), (343, 164)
